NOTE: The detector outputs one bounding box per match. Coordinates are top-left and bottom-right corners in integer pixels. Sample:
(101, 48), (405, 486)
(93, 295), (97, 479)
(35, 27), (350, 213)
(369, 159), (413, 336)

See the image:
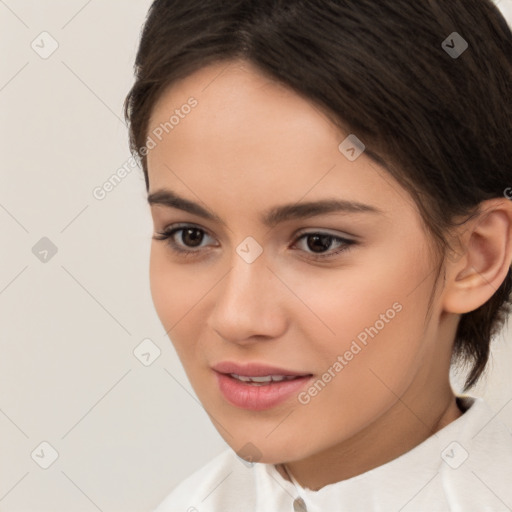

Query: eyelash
(153, 224), (357, 261)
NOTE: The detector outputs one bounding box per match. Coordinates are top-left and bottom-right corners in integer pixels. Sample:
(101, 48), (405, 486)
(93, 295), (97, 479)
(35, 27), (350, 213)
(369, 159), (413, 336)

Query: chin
(222, 433), (313, 466)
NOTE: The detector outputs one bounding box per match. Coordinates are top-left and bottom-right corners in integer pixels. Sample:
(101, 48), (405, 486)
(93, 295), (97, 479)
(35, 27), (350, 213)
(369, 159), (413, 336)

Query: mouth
(212, 362), (314, 410)
(227, 373), (311, 385)
(212, 360), (311, 378)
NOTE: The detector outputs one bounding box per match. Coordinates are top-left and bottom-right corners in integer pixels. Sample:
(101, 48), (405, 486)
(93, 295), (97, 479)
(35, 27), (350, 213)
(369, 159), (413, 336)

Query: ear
(441, 198), (512, 315)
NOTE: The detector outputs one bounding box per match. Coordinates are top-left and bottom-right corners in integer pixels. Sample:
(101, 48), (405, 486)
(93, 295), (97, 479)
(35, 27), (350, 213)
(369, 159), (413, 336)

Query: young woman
(124, 1), (512, 510)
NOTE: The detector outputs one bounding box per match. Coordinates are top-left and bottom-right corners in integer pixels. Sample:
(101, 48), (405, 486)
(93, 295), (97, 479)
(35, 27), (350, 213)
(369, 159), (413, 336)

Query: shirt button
(293, 497), (308, 512)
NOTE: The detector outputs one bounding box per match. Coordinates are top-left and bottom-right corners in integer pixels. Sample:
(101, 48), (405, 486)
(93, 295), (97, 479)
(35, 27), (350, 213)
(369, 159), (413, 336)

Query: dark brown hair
(124, 0), (512, 392)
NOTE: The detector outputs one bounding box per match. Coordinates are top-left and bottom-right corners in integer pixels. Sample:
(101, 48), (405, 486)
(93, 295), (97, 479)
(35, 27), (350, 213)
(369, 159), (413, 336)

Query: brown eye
(153, 224), (216, 257)
(180, 228), (204, 247)
(293, 232), (356, 260)
(306, 234), (335, 253)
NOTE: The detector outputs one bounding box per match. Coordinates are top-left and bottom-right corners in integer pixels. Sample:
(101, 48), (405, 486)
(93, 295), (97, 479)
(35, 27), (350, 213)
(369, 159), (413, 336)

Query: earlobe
(442, 199), (512, 315)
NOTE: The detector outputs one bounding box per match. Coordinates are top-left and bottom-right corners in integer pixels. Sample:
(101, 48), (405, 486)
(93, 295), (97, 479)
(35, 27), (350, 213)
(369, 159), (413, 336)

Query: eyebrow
(147, 189), (383, 227)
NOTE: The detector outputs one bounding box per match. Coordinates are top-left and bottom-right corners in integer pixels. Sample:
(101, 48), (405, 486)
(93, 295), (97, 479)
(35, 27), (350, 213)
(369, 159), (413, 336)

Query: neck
(277, 389), (463, 491)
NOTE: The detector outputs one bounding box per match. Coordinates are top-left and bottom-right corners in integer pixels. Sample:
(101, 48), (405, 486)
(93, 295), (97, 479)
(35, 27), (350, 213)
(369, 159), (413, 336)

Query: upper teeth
(230, 374), (298, 383)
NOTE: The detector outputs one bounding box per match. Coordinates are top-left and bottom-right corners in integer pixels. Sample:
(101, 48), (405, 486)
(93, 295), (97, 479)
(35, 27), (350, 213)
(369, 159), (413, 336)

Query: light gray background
(1, 1), (512, 511)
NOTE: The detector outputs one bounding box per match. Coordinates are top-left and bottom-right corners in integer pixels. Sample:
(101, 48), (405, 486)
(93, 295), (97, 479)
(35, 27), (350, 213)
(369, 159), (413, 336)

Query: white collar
(251, 396), (509, 511)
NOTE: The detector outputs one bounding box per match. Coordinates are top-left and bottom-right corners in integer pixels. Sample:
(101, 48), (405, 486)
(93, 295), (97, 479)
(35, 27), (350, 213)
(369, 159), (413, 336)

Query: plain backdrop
(1, 1), (512, 511)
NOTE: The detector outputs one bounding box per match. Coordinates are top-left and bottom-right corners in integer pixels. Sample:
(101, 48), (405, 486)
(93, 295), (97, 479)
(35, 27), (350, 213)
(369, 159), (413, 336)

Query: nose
(206, 248), (287, 344)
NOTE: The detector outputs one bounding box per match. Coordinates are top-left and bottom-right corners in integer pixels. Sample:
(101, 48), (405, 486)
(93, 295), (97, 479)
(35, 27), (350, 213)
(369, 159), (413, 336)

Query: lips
(229, 374), (300, 384)
(212, 361), (311, 378)
(212, 361), (314, 410)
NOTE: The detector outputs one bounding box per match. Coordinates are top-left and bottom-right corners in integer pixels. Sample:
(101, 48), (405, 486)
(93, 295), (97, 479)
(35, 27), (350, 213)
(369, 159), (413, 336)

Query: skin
(145, 59), (512, 491)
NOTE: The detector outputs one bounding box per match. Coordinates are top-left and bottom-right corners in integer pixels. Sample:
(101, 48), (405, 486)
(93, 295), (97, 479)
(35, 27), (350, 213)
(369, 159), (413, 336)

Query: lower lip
(215, 372), (313, 411)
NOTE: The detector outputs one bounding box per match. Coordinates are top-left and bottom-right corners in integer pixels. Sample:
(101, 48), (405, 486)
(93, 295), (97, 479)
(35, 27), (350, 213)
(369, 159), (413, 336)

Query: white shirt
(154, 395), (512, 511)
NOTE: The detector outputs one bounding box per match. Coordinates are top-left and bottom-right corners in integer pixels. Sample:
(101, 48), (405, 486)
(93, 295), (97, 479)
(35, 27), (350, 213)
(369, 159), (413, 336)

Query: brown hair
(124, 0), (512, 392)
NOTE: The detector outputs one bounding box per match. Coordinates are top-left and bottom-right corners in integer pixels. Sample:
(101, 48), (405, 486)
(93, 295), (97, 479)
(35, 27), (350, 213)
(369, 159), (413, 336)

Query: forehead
(145, 60), (412, 221)
(148, 59), (342, 155)
(149, 60), (308, 124)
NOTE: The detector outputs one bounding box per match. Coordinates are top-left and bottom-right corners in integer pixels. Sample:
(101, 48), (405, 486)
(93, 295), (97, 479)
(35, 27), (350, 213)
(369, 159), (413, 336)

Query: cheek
(149, 244), (217, 363)
(284, 251), (431, 388)
(302, 238), (429, 336)
(278, 261), (409, 344)
(287, 300), (428, 451)
(149, 245), (178, 323)
(149, 245), (203, 338)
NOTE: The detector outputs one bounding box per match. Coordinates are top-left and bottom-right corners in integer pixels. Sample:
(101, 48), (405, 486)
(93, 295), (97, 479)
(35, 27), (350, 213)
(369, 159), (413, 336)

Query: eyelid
(156, 223), (355, 245)
(293, 227), (356, 241)
(291, 231), (356, 259)
(155, 223), (218, 246)
(154, 222), (357, 261)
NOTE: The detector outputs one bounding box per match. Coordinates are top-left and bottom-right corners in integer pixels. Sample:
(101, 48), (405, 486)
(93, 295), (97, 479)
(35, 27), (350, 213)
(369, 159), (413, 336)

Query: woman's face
(146, 60), (455, 464)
